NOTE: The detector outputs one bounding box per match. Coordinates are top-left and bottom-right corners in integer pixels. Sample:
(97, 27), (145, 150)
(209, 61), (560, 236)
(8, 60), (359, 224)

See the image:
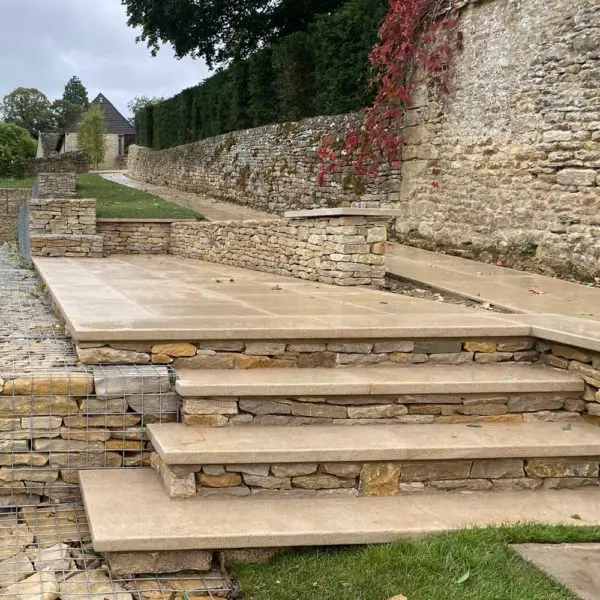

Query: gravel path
(0, 243), (77, 376)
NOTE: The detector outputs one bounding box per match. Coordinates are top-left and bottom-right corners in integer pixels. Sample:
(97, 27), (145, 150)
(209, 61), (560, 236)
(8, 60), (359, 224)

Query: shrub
(0, 122), (36, 178)
(77, 105), (107, 169)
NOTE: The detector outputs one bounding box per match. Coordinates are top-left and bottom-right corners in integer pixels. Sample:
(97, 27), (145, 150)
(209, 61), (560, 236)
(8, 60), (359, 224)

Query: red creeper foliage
(318, 0), (462, 185)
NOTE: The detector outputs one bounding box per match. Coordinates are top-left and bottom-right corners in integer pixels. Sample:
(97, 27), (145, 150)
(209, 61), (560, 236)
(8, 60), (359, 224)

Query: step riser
(76, 337), (539, 368)
(152, 453), (600, 500)
(181, 392), (585, 427)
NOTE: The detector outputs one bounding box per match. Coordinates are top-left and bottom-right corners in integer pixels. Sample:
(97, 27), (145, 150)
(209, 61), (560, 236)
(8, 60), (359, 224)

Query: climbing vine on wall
(318, 0), (462, 184)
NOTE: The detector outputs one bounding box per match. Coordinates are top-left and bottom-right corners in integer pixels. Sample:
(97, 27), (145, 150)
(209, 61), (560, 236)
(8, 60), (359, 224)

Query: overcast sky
(0, 0), (210, 117)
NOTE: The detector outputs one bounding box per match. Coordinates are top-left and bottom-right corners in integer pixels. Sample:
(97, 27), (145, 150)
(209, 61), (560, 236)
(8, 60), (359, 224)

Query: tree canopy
(0, 122), (36, 178)
(122, 0), (347, 66)
(0, 88), (55, 137)
(77, 105), (106, 170)
(63, 76), (89, 108)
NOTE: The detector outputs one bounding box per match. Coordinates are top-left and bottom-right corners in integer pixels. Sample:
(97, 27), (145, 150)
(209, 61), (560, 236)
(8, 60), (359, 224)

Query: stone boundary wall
(394, 0), (600, 280)
(28, 151), (89, 176)
(97, 219), (178, 256)
(0, 189), (30, 243)
(127, 113), (402, 215)
(129, 0), (599, 279)
(153, 452), (600, 500)
(0, 367), (177, 505)
(170, 215), (387, 286)
(35, 173), (77, 199)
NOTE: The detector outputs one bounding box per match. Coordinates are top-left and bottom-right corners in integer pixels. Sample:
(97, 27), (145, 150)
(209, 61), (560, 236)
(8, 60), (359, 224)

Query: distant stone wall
(394, 0), (600, 279)
(170, 213), (387, 286)
(128, 114), (401, 215)
(35, 173), (77, 199)
(98, 219), (175, 256)
(28, 151), (89, 175)
(0, 189), (30, 243)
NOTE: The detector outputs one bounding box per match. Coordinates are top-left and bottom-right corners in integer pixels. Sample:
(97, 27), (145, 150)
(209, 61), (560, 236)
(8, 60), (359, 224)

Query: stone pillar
(286, 209), (396, 286)
(35, 173), (77, 199)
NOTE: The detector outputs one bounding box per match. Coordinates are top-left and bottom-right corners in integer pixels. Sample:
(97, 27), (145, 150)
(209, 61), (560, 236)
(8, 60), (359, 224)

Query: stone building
(57, 94), (136, 169)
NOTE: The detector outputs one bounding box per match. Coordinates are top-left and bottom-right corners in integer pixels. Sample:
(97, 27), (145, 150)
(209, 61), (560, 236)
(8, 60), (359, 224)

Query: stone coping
(284, 208), (404, 219)
(96, 218), (198, 223)
(81, 469), (600, 552)
(175, 364), (583, 397)
(148, 422), (600, 465)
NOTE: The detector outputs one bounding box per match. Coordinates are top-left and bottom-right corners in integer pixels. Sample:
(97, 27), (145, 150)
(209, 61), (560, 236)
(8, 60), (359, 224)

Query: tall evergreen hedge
(136, 0), (387, 149)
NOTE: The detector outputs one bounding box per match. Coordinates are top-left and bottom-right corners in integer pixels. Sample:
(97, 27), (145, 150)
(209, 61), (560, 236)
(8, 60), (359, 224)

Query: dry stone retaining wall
(129, 0), (599, 279)
(35, 173), (76, 199)
(98, 220), (174, 256)
(27, 151), (89, 176)
(153, 453), (600, 500)
(0, 189), (30, 243)
(170, 215), (388, 286)
(128, 113), (401, 214)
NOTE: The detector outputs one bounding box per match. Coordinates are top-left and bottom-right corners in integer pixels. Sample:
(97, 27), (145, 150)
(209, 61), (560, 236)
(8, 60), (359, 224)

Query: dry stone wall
(128, 0), (599, 279)
(394, 0), (600, 279)
(128, 113), (401, 214)
(98, 219), (174, 256)
(35, 173), (76, 199)
(0, 189), (30, 243)
(27, 151), (89, 176)
(153, 452), (600, 500)
(170, 214), (387, 286)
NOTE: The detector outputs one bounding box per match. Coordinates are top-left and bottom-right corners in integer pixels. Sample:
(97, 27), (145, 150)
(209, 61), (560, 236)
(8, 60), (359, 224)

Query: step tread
(148, 421), (600, 465)
(80, 469), (600, 552)
(175, 364), (583, 397)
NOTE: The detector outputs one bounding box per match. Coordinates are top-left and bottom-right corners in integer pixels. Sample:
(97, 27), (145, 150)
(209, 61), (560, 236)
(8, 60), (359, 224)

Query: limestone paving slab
(513, 543), (600, 600)
(148, 421), (600, 465)
(80, 469), (600, 552)
(387, 244), (600, 320)
(33, 255), (534, 342)
(175, 364), (583, 397)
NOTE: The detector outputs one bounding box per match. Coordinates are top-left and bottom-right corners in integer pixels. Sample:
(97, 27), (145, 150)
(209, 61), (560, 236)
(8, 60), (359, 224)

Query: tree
(63, 76), (89, 108)
(0, 122), (36, 178)
(53, 76), (90, 130)
(0, 88), (55, 137)
(127, 95), (164, 124)
(77, 105), (106, 170)
(122, 0), (346, 67)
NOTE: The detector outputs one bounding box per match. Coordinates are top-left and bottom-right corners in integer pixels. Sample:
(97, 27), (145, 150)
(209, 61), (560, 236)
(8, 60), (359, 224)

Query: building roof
(38, 133), (61, 155)
(65, 94), (135, 135)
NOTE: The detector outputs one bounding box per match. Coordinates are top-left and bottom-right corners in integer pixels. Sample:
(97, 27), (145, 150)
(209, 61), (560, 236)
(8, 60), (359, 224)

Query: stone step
(80, 469), (600, 552)
(175, 363), (583, 397)
(148, 422), (600, 466)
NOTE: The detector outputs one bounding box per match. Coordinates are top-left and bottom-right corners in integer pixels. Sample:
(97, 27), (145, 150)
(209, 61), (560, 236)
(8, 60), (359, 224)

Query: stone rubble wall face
(170, 216), (387, 286)
(98, 222), (172, 256)
(153, 452), (600, 500)
(127, 113), (402, 215)
(28, 151), (89, 175)
(395, 0), (600, 278)
(36, 173), (77, 199)
(0, 189), (30, 243)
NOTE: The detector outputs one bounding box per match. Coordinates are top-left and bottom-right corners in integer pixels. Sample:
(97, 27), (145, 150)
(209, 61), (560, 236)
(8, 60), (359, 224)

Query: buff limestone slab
(80, 469), (600, 552)
(33, 255), (538, 342)
(175, 364), (583, 397)
(147, 421), (600, 465)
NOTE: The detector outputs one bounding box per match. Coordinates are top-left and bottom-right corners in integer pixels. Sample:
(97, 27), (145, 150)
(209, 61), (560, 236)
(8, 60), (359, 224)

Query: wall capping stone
(97, 218), (198, 224)
(285, 208), (403, 219)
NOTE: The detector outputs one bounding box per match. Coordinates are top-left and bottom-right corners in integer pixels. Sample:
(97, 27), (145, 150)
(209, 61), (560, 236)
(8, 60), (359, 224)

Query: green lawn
(0, 174), (201, 219)
(0, 176), (35, 188)
(77, 173), (202, 220)
(234, 524), (600, 600)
